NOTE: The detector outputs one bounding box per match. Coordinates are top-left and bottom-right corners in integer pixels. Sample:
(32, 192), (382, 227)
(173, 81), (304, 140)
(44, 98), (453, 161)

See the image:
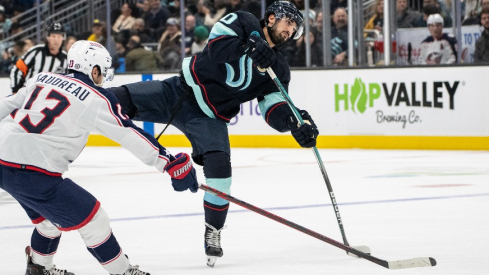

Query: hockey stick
(265, 67), (370, 256)
(200, 184), (436, 269)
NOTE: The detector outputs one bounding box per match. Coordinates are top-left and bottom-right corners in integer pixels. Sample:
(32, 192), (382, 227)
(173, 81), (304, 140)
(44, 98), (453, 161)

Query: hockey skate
(25, 246), (74, 275)
(114, 265), (150, 275)
(204, 223), (226, 267)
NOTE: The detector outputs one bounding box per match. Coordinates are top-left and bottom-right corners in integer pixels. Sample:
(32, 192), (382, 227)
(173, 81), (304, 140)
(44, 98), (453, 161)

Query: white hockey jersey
(0, 72), (172, 175)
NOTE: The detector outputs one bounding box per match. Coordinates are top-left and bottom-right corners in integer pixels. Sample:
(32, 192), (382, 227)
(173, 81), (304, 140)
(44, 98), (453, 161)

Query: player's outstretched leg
(205, 222), (226, 267)
(25, 246), (74, 275)
(202, 151), (231, 267)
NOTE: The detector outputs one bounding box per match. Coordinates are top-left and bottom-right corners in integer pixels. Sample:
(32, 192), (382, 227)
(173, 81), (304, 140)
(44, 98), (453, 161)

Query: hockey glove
(246, 33), (276, 68)
(165, 153), (198, 193)
(287, 110), (319, 148)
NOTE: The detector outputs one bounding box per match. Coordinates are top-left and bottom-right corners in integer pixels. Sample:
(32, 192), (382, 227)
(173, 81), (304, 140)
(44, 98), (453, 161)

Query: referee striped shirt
(10, 44), (67, 93)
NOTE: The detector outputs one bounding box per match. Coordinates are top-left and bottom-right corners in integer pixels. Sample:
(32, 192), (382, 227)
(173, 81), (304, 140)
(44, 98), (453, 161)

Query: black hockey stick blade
(348, 246), (371, 257)
(199, 184), (436, 269)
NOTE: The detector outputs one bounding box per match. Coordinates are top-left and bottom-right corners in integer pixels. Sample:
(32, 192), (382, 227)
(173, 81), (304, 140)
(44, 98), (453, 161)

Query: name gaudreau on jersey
(35, 73), (91, 101)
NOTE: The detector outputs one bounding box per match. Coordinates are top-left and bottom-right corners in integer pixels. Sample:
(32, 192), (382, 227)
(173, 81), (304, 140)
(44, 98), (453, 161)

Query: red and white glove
(165, 153), (198, 193)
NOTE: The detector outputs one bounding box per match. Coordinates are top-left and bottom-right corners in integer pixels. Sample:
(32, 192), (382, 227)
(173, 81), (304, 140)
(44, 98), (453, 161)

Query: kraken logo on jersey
(225, 55), (253, 90)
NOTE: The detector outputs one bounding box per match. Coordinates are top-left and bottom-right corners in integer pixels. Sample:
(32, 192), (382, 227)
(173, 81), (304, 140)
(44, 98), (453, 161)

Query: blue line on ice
(1, 193), (488, 231)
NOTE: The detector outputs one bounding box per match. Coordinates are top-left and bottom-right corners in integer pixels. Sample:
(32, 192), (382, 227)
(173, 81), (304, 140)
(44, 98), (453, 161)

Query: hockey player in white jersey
(0, 40), (198, 275)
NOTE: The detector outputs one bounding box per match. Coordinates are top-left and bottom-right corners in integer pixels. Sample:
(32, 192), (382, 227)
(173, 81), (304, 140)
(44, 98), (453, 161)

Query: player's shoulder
(421, 36), (434, 43)
(235, 10), (260, 24)
(442, 33), (457, 43)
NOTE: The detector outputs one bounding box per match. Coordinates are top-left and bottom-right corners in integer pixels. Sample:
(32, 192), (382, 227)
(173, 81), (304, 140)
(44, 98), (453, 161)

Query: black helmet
(265, 1), (304, 40)
(46, 22), (65, 36)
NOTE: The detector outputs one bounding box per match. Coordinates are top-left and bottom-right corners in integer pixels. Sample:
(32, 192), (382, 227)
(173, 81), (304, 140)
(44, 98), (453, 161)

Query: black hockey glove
(246, 33), (276, 68)
(287, 110), (319, 148)
(165, 153), (198, 193)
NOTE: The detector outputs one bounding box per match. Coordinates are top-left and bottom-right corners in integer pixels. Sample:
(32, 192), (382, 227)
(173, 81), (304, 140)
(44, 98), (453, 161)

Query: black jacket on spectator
(474, 30), (489, 63)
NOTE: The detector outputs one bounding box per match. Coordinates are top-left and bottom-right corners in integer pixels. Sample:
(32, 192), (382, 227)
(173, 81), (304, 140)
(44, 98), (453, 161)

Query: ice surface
(1, 147), (488, 274)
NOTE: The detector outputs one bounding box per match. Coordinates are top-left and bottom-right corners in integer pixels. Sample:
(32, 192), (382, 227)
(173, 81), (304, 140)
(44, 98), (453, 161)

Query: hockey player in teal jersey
(109, 1), (319, 267)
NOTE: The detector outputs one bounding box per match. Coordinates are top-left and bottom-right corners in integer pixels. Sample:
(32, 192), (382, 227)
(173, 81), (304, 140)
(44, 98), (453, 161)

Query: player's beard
(267, 24), (290, 46)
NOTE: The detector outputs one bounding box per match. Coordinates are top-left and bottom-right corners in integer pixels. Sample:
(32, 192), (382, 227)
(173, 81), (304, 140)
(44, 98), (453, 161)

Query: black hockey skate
(25, 246), (74, 275)
(204, 223), (226, 267)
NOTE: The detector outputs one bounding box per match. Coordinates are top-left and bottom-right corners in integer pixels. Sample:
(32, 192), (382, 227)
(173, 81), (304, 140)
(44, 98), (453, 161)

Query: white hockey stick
(265, 67), (370, 256)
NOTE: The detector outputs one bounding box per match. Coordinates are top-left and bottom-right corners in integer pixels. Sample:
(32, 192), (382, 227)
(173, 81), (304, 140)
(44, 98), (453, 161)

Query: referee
(10, 22), (68, 94)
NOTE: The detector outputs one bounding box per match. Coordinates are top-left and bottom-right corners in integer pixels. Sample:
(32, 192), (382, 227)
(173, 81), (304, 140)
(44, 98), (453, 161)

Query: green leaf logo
(350, 78), (368, 114)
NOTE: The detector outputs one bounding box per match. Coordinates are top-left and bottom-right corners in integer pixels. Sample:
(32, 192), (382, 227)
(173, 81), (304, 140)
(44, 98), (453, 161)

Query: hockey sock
(204, 201), (230, 229)
(203, 152), (232, 229)
(79, 207), (129, 274)
(30, 220), (62, 269)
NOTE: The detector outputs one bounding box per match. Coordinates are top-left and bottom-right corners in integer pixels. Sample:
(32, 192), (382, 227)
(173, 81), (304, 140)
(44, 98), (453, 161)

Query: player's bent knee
(36, 220), (62, 238)
(78, 207), (112, 246)
(203, 151), (231, 178)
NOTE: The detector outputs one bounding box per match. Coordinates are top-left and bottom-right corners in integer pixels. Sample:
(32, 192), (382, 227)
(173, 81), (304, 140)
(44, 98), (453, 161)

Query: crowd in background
(1, 0), (489, 75)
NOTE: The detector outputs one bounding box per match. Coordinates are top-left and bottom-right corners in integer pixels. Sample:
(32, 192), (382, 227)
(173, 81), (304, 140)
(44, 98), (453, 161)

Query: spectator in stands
(330, 0), (347, 14)
(194, 0), (210, 26)
(125, 35), (162, 71)
(365, 0), (384, 34)
(10, 39), (25, 65)
(1, 47), (11, 75)
(419, 13), (457, 64)
(423, 0), (452, 27)
(23, 38), (33, 52)
(474, 8), (489, 62)
(314, 11), (323, 31)
(202, 0), (231, 29)
(331, 7), (348, 66)
(191, 25), (209, 55)
(9, 22), (23, 35)
(184, 14), (197, 56)
(12, 0), (34, 13)
(483, 0), (489, 10)
(112, 40), (128, 72)
(1, 40), (25, 75)
(397, 0), (423, 28)
(167, 0), (182, 17)
(87, 19), (107, 46)
(157, 17), (182, 70)
(138, 0), (151, 19)
(0, 7), (12, 39)
(112, 2), (136, 34)
(144, 0), (171, 41)
(464, 0), (480, 20)
(463, 0), (488, 25)
(64, 36), (77, 52)
(291, 26), (323, 67)
(130, 18), (152, 43)
(291, 0), (318, 12)
(419, 4), (442, 26)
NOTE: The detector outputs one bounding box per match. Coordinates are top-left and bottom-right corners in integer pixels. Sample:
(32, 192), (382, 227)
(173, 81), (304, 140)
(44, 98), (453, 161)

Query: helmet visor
(104, 67), (115, 82)
(293, 24), (303, 40)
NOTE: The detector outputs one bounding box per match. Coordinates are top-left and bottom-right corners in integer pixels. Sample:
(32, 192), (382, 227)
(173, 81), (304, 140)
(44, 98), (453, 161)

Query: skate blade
(347, 245), (371, 257)
(207, 256), (217, 267)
